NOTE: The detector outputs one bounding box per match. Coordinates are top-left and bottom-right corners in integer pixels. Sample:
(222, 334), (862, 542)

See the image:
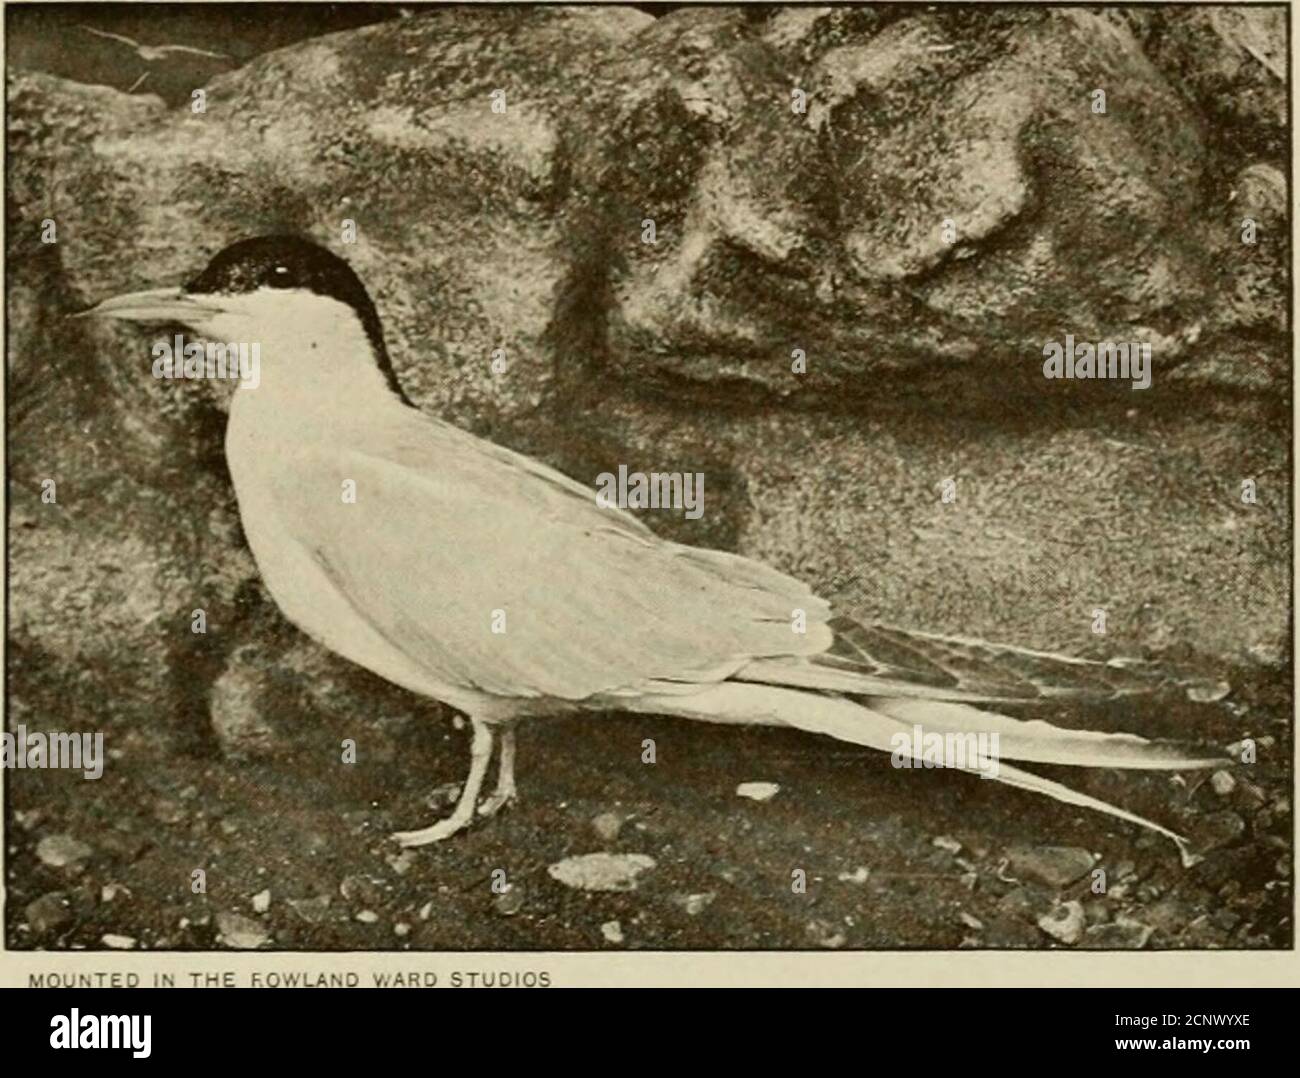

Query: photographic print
(2, 1), (1292, 971)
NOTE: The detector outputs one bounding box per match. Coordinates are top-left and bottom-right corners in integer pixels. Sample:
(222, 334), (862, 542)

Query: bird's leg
(477, 727), (517, 818)
(391, 719), (494, 847)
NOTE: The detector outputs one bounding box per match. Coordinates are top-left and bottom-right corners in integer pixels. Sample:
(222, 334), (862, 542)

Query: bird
(78, 25), (231, 63)
(77, 235), (1231, 865)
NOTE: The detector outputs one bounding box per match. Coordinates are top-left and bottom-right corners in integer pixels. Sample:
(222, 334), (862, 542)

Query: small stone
(25, 893), (72, 936)
(384, 851), (416, 876)
(418, 901), (434, 921)
(101, 934), (137, 950)
(547, 853), (656, 892)
(340, 874), (385, 905)
(1186, 680), (1231, 704)
(425, 782), (462, 809)
(36, 834), (91, 868)
(591, 811), (624, 842)
(1037, 900), (1086, 945)
(837, 866), (871, 884)
(251, 889), (271, 914)
(931, 835), (962, 855)
(494, 886), (525, 916)
(287, 896), (332, 924)
(1083, 921), (1152, 949)
(217, 911), (271, 949)
(672, 892), (716, 916)
(805, 918), (846, 949)
(394, 923), (411, 938)
(735, 782), (780, 802)
(601, 920), (624, 944)
(958, 911), (983, 931)
(1210, 770), (1236, 797)
(153, 798), (185, 825)
(1005, 846), (1095, 887)
(101, 883), (130, 903)
(355, 910), (380, 924)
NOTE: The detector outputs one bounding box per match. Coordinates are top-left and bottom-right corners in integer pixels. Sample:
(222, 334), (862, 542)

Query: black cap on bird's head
(77, 233), (408, 400)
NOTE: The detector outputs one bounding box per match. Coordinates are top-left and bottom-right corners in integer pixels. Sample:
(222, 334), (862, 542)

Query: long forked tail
(626, 680), (1229, 868)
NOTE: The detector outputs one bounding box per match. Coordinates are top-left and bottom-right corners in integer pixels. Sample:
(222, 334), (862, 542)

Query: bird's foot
(391, 810), (474, 847)
(476, 788), (516, 819)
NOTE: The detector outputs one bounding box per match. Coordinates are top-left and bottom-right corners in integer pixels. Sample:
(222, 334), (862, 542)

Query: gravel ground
(6, 652), (1290, 951)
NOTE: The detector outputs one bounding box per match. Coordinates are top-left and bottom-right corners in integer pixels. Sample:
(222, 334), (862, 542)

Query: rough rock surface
(6, 6), (1290, 951)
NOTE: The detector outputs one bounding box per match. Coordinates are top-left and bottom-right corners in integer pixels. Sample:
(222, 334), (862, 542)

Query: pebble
(547, 853), (656, 892)
(1186, 681), (1231, 704)
(384, 851), (416, 876)
(601, 921), (624, 944)
(672, 892), (716, 916)
(340, 874), (385, 905)
(251, 889), (271, 914)
(36, 834), (91, 869)
(735, 782), (780, 802)
(25, 893), (72, 936)
(394, 923), (411, 938)
(805, 918), (846, 949)
(355, 910), (380, 924)
(1037, 900), (1086, 945)
(287, 895), (332, 924)
(1082, 921), (1152, 949)
(418, 901), (434, 921)
(1006, 845), (1095, 887)
(101, 883), (130, 903)
(591, 812), (624, 842)
(1210, 770), (1236, 797)
(153, 798), (185, 825)
(494, 886), (525, 916)
(931, 835), (962, 855)
(958, 911), (984, 931)
(101, 934), (137, 950)
(837, 866), (871, 884)
(217, 911), (271, 949)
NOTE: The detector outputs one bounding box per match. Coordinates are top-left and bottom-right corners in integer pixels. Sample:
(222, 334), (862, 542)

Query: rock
(251, 889), (271, 914)
(101, 934), (137, 950)
(601, 921), (624, 944)
(837, 866), (871, 884)
(35, 834), (91, 868)
(547, 853), (656, 892)
(735, 782), (780, 802)
(672, 892), (717, 916)
(25, 893), (73, 936)
(591, 812), (624, 842)
(805, 918), (847, 949)
(1083, 921), (1153, 949)
(394, 923), (411, 938)
(984, 915), (1041, 948)
(931, 836), (962, 855)
(1005, 846), (1095, 888)
(287, 895), (332, 924)
(5, 7), (1284, 817)
(216, 911), (271, 949)
(958, 911), (984, 931)
(494, 887), (525, 916)
(354, 910), (380, 924)
(1187, 681), (1232, 704)
(1037, 901), (1086, 946)
(339, 874), (385, 906)
(1211, 770), (1237, 797)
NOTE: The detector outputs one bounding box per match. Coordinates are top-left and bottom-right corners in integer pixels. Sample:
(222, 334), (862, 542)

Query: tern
(78, 25), (231, 63)
(79, 235), (1230, 863)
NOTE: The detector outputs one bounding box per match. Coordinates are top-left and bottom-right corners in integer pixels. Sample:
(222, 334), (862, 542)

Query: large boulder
(6, 4), (1287, 748)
